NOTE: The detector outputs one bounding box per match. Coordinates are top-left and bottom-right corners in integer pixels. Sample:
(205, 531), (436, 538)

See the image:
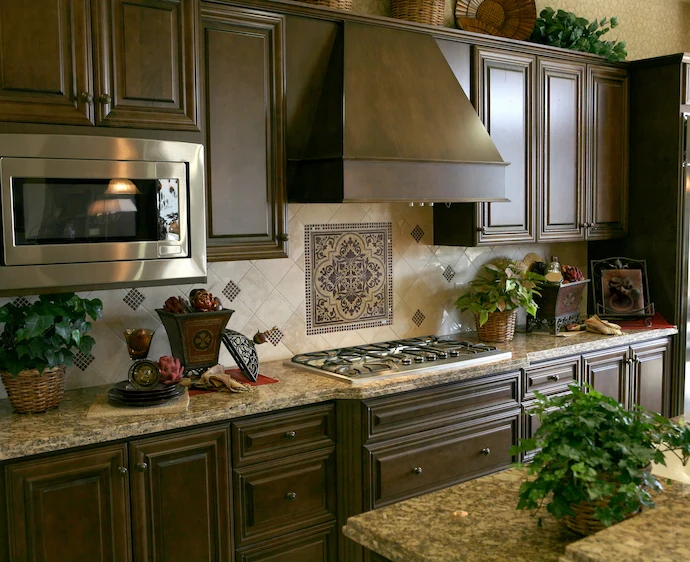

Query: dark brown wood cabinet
(582, 346), (629, 405)
(0, 0), (94, 125)
(537, 59), (586, 241)
(201, 3), (288, 261)
(0, 0), (198, 129)
(92, 0), (200, 129)
(586, 65), (628, 240)
(129, 426), (232, 562)
(5, 445), (131, 562)
(235, 523), (337, 562)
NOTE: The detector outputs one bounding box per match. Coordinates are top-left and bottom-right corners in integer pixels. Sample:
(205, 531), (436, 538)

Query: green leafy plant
(0, 293), (103, 376)
(530, 7), (627, 62)
(512, 385), (690, 527)
(454, 258), (544, 326)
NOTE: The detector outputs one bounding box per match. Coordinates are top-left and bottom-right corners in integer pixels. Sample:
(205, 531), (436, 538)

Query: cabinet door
(0, 0), (93, 125)
(582, 347), (629, 406)
(201, 5), (288, 261)
(129, 426), (232, 562)
(5, 445), (131, 562)
(473, 47), (535, 244)
(631, 338), (671, 415)
(587, 65), (628, 240)
(537, 59), (586, 241)
(92, 0), (199, 129)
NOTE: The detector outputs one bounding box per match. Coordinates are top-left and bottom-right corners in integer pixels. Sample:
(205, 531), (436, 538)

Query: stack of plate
(108, 381), (184, 407)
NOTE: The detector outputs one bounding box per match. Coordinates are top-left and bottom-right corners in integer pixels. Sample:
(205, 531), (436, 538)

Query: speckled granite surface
(0, 328), (676, 461)
(342, 468), (690, 562)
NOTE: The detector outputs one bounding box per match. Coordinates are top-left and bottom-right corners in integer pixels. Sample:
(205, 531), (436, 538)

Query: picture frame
(590, 257), (654, 324)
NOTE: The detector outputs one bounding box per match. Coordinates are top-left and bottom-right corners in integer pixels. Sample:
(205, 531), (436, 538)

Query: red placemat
(617, 312), (676, 330)
(188, 369), (278, 396)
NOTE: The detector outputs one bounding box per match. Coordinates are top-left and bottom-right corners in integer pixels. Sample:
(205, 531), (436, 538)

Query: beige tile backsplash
(0, 203), (587, 398)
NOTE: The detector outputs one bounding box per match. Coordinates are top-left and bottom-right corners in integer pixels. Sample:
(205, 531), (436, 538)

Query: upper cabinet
(201, 3), (288, 261)
(0, 0), (199, 129)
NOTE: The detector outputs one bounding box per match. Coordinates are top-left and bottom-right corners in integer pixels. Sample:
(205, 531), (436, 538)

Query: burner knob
(425, 354), (437, 361)
(414, 356), (425, 363)
(437, 351), (448, 358)
(402, 358), (412, 366)
(450, 350), (460, 357)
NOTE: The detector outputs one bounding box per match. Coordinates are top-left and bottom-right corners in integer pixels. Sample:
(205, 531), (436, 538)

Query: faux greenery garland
(512, 385), (690, 527)
(0, 293), (103, 376)
(454, 259), (544, 326)
(530, 7), (627, 62)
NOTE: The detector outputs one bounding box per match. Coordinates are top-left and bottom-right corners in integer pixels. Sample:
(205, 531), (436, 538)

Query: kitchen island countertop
(0, 327), (676, 462)
(342, 468), (690, 562)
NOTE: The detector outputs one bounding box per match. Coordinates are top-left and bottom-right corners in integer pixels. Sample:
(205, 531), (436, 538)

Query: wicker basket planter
(562, 497), (640, 536)
(391, 0), (445, 26)
(475, 309), (517, 342)
(0, 366), (66, 414)
(300, 0), (352, 11)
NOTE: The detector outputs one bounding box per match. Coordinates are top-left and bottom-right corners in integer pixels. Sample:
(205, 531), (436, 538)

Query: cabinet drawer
(234, 448), (336, 546)
(367, 417), (517, 508)
(235, 522), (337, 562)
(523, 356), (580, 399)
(364, 372), (519, 442)
(232, 403), (335, 466)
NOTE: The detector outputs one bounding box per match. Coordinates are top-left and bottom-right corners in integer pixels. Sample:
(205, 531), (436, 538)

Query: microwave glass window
(11, 178), (180, 245)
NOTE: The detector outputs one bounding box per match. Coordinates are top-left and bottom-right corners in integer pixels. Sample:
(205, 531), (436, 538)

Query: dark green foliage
(511, 385), (690, 527)
(530, 7), (627, 62)
(0, 293), (103, 376)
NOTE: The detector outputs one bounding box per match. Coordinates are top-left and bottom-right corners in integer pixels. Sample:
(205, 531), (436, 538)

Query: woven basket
(562, 498), (640, 536)
(391, 0), (445, 26)
(475, 310), (517, 342)
(1, 366), (66, 414)
(456, 0), (536, 40)
(300, 0), (353, 11)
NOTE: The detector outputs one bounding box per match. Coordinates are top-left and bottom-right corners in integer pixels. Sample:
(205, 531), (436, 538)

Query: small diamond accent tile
(265, 327), (284, 346)
(411, 225), (424, 243)
(123, 289), (145, 310)
(412, 309), (425, 327)
(74, 351), (95, 371)
(443, 265), (456, 283)
(222, 281), (241, 302)
(11, 297), (31, 308)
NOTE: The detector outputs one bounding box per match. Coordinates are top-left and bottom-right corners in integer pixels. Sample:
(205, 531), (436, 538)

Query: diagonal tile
(238, 266), (274, 312)
(255, 258), (294, 286)
(402, 242), (433, 275)
(276, 264), (306, 308)
(225, 299), (254, 334)
(209, 260), (252, 284)
(255, 290), (295, 331)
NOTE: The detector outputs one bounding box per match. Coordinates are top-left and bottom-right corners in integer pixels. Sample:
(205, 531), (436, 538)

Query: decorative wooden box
(526, 279), (590, 335)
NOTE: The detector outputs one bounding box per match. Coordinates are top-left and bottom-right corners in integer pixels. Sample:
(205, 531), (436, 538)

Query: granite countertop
(0, 327), (676, 462)
(342, 468), (690, 562)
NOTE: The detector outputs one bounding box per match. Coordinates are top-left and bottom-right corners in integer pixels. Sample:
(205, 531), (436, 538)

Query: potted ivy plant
(0, 293), (103, 413)
(454, 258), (544, 342)
(512, 385), (690, 535)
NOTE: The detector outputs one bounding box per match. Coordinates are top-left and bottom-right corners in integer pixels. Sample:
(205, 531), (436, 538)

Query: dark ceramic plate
(113, 381), (180, 394)
(108, 386), (184, 404)
(107, 394), (182, 408)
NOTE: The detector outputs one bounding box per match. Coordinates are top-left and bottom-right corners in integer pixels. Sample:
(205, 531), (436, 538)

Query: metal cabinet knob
(547, 374), (560, 382)
(579, 222), (587, 228)
(477, 226), (487, 233)
(481, 448), (491, 456)
(117, 466), (128, 476)
(79, 92), (93, 103)
(286, 492), (297, 501)
(412, 467), (423, 475)
(284, 430), (296, 440)
(135, 462), (148, 472)
(277, 233), (289, 242)
(98, 93), (112, 105)
(626, 358), (634, 367)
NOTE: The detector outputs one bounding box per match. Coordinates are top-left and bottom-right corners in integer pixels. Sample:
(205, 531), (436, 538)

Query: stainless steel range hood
(287, 20), (508, 203)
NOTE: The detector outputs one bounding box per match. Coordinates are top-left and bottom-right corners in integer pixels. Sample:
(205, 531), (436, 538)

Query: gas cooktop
(288, 335), (512, 383)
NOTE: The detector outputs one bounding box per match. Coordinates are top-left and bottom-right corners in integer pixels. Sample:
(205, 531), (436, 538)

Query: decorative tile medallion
(222, 281), (241, 302)
(74, 351), (95, 371)
(123, 289), (145, 310)
(305, 222), (393, 335)
(443, 265), (456, 283)
(11, 297), (31, 308)
(411, 225), (424, 242)
(264, 327), (284, 346)
(412, 309), (425, 327)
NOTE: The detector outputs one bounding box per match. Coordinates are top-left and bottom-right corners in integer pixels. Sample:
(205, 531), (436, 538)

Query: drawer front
(364, 372), (519, 442)
(236, 522), (337, 562)
(234, 448), (336, 546)
(523, 356), (580, 399)
(232, 403), (335, 466)
(367, 417), (518, 508)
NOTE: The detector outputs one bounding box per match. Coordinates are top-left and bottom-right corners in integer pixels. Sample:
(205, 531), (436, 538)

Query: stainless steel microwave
(0, 134), (206, 295)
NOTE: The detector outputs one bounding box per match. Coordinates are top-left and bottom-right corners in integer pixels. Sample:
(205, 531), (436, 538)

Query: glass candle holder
(123, 328), (155, 360)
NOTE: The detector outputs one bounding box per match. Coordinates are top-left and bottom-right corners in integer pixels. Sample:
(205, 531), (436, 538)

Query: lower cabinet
(235, 522), (337, 562)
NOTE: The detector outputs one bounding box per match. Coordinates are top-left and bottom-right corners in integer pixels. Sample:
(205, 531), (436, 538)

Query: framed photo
(590, 257), (654, 321)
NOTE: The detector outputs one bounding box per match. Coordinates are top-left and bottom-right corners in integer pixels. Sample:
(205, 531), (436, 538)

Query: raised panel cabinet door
(473, 47), (536, 244)
(129, 426), (232, 562)
(631, 338), (671, 416)
(582, 347), (629, 406)
(202, 5), (288, 261)
(587, 65), (629, 240)
(92, 0), (199, 129)
(537, 59), (586, 241)
(0, 0), (93, 125)
(5, 445), (131, 562)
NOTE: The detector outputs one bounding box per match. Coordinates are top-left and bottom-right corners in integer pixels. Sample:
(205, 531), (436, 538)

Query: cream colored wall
(352, 0), (690, 60)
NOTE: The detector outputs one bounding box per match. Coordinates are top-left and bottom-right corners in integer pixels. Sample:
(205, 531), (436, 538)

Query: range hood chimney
(287, 20), (508, 204)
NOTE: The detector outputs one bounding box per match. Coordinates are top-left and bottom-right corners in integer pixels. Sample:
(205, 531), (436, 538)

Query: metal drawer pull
(481, 448), (491, 456)
(286, 492), (297, 501)
(117, 466), (128, 476)
(284, 430), (297, 440)
(547, 374), (560, 382)
(135, 462), (148, 472)
(412, 467), (423, 475)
